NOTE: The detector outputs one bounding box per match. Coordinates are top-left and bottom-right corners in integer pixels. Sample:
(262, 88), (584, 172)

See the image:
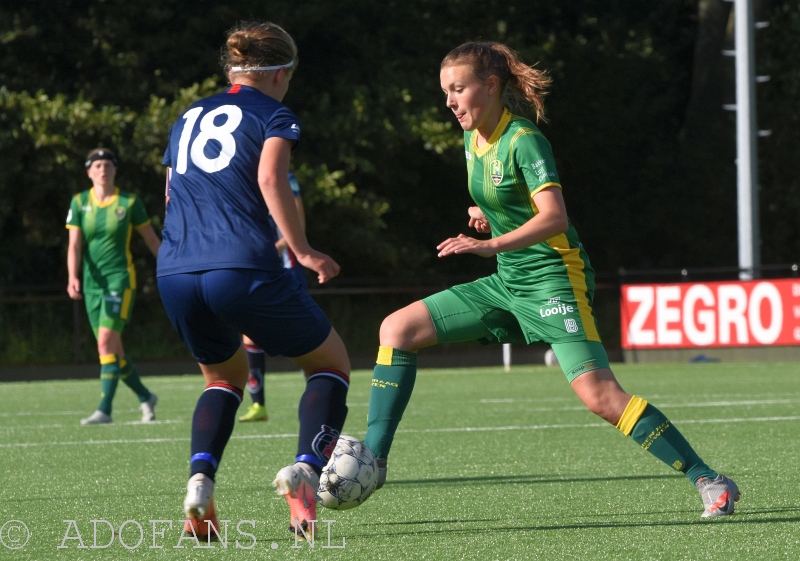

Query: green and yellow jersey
(65, 187), (151, 291)
(465, 108), (594, 293)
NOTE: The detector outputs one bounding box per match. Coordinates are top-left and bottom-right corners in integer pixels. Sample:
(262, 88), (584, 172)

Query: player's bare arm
(137, 223), (161, 258)
(258, 137), (340, 283)
(438, 186), (568, 258)
(66, 227), (83, 299)
(274, 196), (304, 252)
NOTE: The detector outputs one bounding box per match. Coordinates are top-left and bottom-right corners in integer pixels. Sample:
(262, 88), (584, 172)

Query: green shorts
(83, 287), (136, 337)
(422, 274), (609, 382)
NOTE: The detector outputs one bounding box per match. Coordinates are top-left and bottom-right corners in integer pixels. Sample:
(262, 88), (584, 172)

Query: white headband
(230, 60), (294, 72)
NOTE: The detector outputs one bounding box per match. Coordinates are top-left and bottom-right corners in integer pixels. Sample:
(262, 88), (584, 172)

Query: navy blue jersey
(158, 84), (301, 277)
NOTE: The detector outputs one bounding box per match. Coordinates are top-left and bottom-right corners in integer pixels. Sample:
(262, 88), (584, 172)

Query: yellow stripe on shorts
(120, 289), (133, 320)
(546, 233), (601, 342)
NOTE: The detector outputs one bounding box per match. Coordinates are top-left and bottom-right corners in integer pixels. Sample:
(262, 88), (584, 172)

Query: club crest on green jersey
(490, 160), (503, 185)
(115, 207), (126, 220)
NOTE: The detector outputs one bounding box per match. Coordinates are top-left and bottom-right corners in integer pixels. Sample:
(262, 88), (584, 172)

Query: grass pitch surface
(1, 362), (799, 560)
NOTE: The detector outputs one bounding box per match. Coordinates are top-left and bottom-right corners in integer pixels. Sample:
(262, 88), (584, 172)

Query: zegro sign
(620, 279), (800, 349)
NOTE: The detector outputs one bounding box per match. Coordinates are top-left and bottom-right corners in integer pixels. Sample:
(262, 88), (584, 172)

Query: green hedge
(0, 285), (621, 365)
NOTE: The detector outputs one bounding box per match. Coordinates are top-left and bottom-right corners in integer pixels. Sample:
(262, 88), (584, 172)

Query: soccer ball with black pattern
(317, 435), (378, 510)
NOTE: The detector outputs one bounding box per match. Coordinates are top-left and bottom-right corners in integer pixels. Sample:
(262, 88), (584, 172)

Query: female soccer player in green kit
(66, 148), (161, 425)
(364, 42), (740, 518)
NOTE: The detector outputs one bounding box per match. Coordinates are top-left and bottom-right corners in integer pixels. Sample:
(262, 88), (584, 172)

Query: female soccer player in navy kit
(157, 22), (350, 539)
(363, 41), (740, 518)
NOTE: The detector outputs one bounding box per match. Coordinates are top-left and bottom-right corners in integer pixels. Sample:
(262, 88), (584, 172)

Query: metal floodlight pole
(735, 0), (760, 280)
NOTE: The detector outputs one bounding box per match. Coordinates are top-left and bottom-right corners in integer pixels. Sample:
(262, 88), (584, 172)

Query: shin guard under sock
(120, 356), (151, 402)
(98, 354), (121, 415)
(190, 383), (243, 481)
(364, 346), (417, 459)
(296, 370), (349, 474)
(244, 344), (266, 406)
(618, 396), (717, 484)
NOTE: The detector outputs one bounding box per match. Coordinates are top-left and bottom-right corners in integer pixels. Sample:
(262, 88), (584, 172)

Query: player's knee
(379, 312), (416, 350)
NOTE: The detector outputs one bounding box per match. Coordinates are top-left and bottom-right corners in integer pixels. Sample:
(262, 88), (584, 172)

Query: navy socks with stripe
(188, 371), (347, 481)
(190, 383), (243, 481)
(244, 344), (266, 406)
(295, 370), (349, 475)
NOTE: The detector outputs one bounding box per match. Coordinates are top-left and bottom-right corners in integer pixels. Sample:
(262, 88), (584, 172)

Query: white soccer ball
(317, 435), (378, 510)
(544, 348), (560, 367)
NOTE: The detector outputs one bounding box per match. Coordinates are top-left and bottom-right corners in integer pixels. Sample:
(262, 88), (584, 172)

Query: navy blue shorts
(158, 269), (331, 365)
(287, 265), (308, 290)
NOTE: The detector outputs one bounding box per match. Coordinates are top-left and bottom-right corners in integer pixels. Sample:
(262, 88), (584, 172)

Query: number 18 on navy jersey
(157, 84), (301, 278)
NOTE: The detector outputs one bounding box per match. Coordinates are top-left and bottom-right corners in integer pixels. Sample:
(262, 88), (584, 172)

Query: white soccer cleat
(696, 474), (740, 518)
(184, 473), (214, 519)
(272, 462), (319, 539)
(183, 473), (219, 538)
(80, 410), (112, 425)
(140, 393), (158, 423)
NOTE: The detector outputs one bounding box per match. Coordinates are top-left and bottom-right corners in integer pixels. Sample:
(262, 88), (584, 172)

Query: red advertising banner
(620, 278), (800, 349)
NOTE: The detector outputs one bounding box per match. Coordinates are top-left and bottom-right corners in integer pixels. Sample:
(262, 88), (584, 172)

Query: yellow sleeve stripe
(616, 396), (648, 436)
(529, 182), (562, 200)
(376, 346), (394, 366)
(99, 354), (118, 365)
(65, 225), (81, 230)
(134, 219), (152, 229)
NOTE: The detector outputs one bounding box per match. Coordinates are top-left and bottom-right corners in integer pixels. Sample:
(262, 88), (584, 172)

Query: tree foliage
(1, 0), (798, 291)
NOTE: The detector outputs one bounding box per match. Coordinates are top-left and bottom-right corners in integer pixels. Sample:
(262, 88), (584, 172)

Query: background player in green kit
(66, 148), (161, 425)
(363, 42), (740, 518)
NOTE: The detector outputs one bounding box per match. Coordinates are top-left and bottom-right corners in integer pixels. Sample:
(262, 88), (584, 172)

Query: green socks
(120, 356), (152, 402)
(617, 396), (717, 484)
(98, 354), (121, 415)
(364, 346), (417, 459)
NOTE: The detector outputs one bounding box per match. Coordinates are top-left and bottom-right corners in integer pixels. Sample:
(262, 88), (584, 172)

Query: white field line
(1, 416), (798, 448)
(2, 394), (794, 423)
(0, 407), (179, 418)
(408, 416), (800, 434)
(479, 398), (800, 409)
(0, 432), (299, 448)
(1, 397), (797, 430)
(0, 410), (88, 418)
(0, 419), (185, 430)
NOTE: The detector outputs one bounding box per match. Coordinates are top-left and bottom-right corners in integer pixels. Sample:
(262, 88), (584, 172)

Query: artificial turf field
(1, 362), (799, 560)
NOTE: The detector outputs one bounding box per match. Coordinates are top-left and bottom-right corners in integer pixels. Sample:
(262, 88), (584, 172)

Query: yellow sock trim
(616, 396), (648, 436)
(119, 358), (128, 370)
(99, 354), (118, 366)
(376, 346), (394, 366)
